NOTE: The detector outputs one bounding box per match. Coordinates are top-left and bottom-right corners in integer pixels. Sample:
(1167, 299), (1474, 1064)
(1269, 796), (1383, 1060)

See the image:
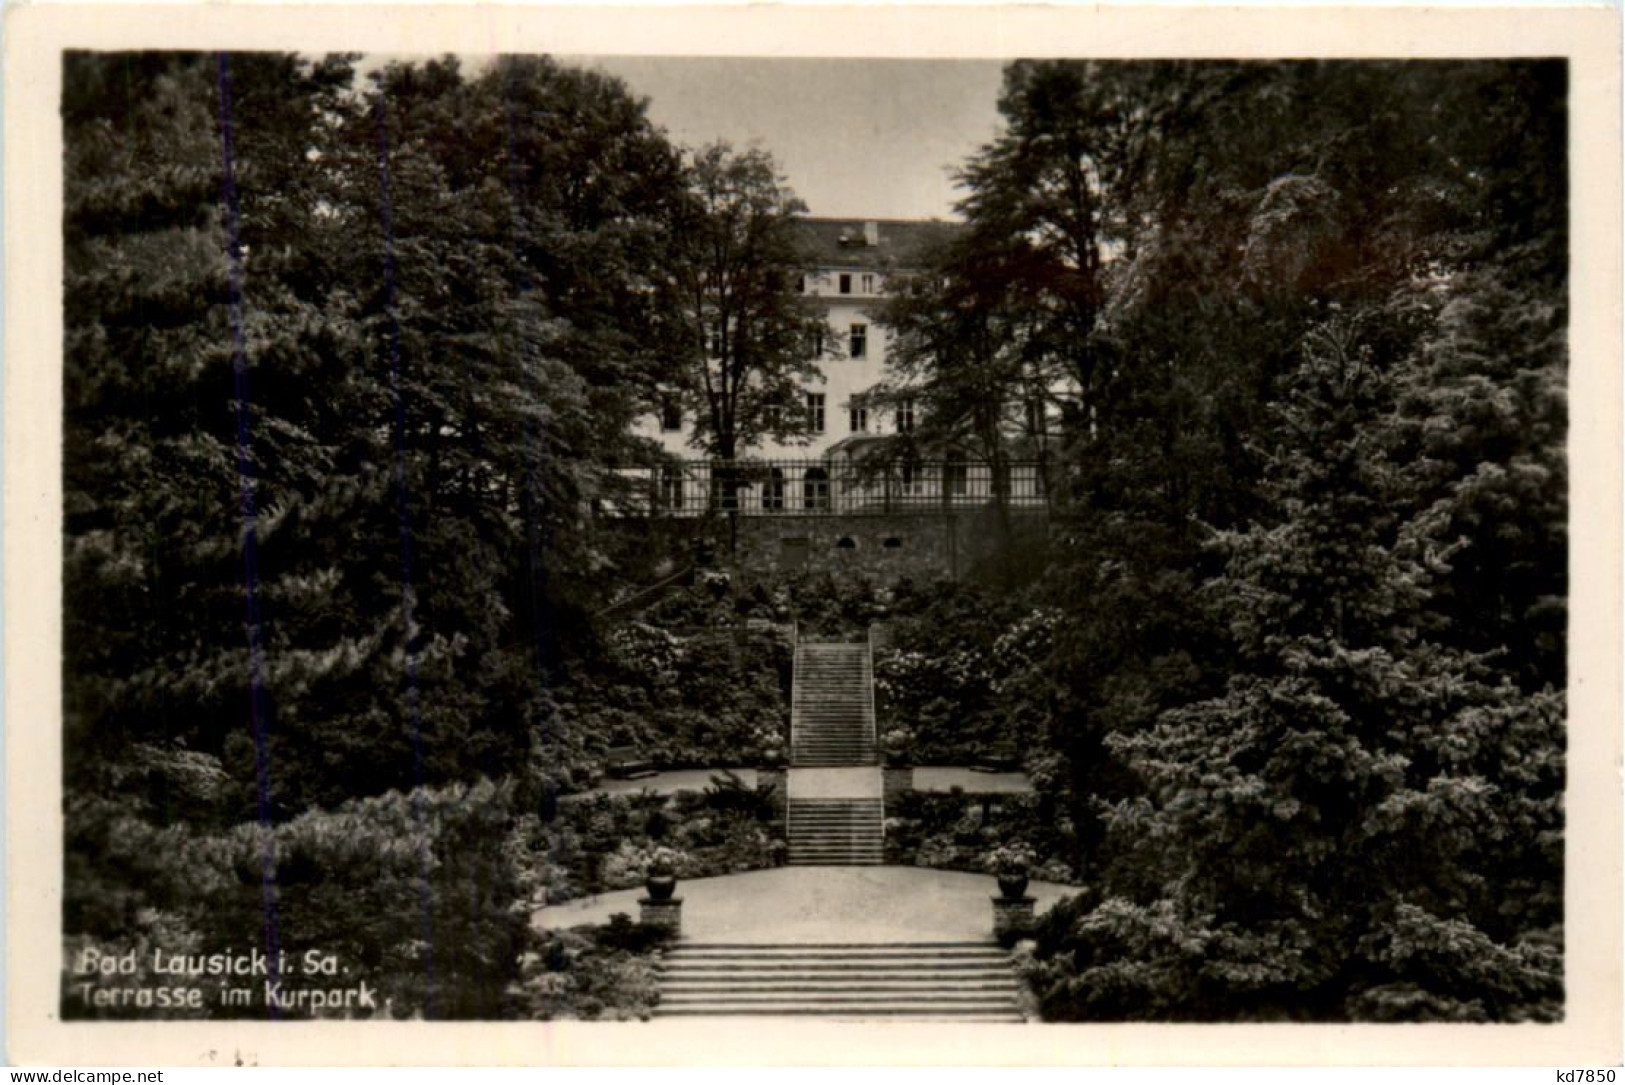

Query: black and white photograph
(4, 3), (1621, 1068)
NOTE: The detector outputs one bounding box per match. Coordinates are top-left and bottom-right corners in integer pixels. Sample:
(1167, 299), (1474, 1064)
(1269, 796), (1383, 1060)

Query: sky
(572, 57), (1009, 221)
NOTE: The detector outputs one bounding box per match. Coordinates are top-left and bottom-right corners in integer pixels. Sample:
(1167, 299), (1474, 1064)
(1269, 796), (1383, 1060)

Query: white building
(640, 216), (958, 461)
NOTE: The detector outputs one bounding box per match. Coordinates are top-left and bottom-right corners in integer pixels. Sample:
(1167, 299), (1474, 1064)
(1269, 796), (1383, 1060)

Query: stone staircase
(654, 943), (1025, 1021)
(786, 797), (884, 866)
(791, 641), (875, 767)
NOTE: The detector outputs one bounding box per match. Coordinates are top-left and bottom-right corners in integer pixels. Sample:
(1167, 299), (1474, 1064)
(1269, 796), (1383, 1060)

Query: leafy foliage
(650, 142), (829, 459)
(518, 916), (673, 1021)
(972, 60), (1569, 1022)
(65, 779), (527, 1019)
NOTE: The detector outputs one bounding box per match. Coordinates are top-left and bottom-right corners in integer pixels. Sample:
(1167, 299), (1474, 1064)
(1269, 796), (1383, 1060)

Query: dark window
(900, 460), (927, 497)
(659, 400), (682, 431)
(658, 467), (684, 511)
(850, 323), (867, 359)
(883, 537), (903, 549)
(839, 273), (852, 295)
(711, 471), (743, 511)
(836, 537), (857, 549)
(814, 328), (825, 356)
(945, 452), (968, 497)
(849, 405), (869, 433)
(896, 397), (915, 433)
(764, 467), (786, 511)
(806, 393), (826, 433)
(803, 467), (830, 511)
(708, 325), (724, 356)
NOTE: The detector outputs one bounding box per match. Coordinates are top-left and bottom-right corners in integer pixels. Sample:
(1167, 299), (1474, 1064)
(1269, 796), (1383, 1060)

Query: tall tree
(62, 51), (364, 821)
(62, 51), (692, 817)
(1087, 316), (1563, 1021)
(650, 143), (827, 462)
(876, 231), (1046, 537)
(998, 59), (1567, 1022)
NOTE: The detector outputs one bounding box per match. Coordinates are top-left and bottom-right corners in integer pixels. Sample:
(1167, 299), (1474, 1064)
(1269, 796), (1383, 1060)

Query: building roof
(797, 217), (961, 272)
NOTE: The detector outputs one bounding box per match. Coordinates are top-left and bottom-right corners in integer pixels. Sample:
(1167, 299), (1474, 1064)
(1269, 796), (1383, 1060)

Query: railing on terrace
(604, 459), (1050, 518)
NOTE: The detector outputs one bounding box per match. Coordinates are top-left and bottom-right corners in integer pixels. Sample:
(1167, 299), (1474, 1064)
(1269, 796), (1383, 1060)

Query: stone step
(786, 845), (883, 854)
(662, 961), (1010, 975)
(788, 815), (880, 821)
(659, 948), (1001, 955)
(655, 941), (1023, 1020)
(784, 827), (882, 831)
(669, 942), (1004, 951)
(660, 994), (1017, 1008)
(789, 824), (882, 829)
(654, 1009), (1024, 1021)
(789, 799), (881, 805)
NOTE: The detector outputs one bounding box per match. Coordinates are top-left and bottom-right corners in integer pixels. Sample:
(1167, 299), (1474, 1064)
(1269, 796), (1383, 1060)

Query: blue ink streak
(373, 88), (437, 1020)
(501, 64), (557, 794)
(215, 51), (282, 1008)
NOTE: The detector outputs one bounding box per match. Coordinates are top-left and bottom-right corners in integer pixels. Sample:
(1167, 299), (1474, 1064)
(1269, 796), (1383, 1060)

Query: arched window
(836, 537), (857, 550)
(803, 466), (830, 511)
(883, 537), (903, 549)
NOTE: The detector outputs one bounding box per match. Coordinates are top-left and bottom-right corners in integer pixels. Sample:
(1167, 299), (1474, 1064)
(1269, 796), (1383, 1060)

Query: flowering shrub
(601, 842), (690, 886)
(883, 792), (1083, 886)
(989, 608), (1062, 693)
(518, 915), (672, 1021)
(881, 727), (914, 763)
(604, 622), (683, 685)
(642, 844), (687, 876)
(65, 780), (528, 1020)
(872, 587), (1064, 766)
(532, 788), (786, 902)
(557, 625), (789, 776)
(985, 841), (1039, 877)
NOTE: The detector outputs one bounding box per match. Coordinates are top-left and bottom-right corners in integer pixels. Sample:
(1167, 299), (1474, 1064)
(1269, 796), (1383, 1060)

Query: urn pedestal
(639, 896), (683, 933)
(992, 895), (1035, 946)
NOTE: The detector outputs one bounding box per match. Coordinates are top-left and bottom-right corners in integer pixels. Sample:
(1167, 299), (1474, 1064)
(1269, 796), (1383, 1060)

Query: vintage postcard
(4, 2), (1621, 1067)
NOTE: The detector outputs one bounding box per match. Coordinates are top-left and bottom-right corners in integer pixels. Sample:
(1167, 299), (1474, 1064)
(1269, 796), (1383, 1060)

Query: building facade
(622, 215), (1054, 525)
(638, 216), (957, 460)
